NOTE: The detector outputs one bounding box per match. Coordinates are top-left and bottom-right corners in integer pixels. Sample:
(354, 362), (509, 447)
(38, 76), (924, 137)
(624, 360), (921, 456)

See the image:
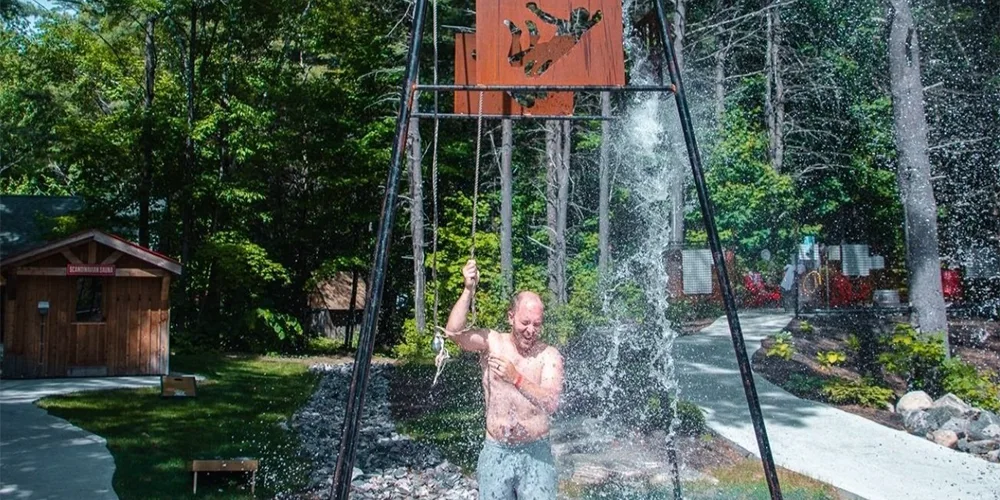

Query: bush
(941, 359), (1000, 412)
(821, 378), (895, 409)
(816, 350), (847, 369)
(878, 324), (946, 392)
(766, 332), (795, 360)
(875, 324), (999, 411)
(642, 396), (706, 436)
(798, 320), (815, 335)
(665, 298), (724, 328)
(785, 374), (826, 397)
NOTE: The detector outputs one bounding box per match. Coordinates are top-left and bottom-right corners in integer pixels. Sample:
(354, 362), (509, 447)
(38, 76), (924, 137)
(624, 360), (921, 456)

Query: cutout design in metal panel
(454, 33), (574, 116)
(475, 0), (625, 86)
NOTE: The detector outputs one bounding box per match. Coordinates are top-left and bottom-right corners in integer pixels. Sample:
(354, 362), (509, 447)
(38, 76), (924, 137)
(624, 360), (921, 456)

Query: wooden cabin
(307, 271), (366, 343)
(0, 230), (182, 378)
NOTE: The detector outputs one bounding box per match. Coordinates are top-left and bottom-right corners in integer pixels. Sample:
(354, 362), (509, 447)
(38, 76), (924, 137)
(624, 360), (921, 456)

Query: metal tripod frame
(329, 1), (784, 498)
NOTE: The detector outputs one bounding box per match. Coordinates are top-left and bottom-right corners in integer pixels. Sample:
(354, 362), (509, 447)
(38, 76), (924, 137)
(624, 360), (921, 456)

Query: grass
(37, 352), (320, 499)
(573, 460), (839, 499)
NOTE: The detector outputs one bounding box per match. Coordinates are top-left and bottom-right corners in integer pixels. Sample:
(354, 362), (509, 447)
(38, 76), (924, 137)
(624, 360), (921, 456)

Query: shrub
(798, 320), (815, 335)
(816, 350), (847, 369)
(785, 374), (826, 397)
(941, 359), (1000, 412)
(643, 396), (706, 436)
(821, 378), (896, 409)
(845, 334), (862, 354)
(878, 324), (946, 392)
(766, 332), (795, 360)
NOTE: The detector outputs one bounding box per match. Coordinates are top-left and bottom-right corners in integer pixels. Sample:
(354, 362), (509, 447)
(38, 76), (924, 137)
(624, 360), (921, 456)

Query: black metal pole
(652, 2), (784, 499)
(329, 0), (429, 497)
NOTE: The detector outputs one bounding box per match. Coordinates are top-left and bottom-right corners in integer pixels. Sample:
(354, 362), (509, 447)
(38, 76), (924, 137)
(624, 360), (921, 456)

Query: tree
(598, 92), (611, 279)
(407, 114), (426, 334)
(500, 118), (514, 296)
(888, 0), (949, 337)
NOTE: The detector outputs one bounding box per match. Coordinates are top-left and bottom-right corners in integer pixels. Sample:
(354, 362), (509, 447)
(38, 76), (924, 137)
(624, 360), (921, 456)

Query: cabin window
(75, 277), (105, 323)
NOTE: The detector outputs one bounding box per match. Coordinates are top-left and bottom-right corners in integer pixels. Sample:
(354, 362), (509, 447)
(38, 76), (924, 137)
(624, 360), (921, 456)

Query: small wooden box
(189, 459), (259, 494)
(160, 375), (197, 398)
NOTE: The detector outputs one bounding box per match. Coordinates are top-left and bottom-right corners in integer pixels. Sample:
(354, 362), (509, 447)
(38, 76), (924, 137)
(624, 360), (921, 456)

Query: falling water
(554, 2), (699, 497)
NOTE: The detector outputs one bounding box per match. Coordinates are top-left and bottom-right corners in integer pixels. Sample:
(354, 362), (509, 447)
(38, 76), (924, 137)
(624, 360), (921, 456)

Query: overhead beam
(61, 250), (84, 265)
(101, 251), (123, 265)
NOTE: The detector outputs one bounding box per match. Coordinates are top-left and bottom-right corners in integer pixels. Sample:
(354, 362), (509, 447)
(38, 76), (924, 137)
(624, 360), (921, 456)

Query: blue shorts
(477, 438), (557, 500)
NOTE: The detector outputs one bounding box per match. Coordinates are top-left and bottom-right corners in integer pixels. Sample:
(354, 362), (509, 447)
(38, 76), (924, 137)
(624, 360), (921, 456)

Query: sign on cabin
(66, 264), (116, 276)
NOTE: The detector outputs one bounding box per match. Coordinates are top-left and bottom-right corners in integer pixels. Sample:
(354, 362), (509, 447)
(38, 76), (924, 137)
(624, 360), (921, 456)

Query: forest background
(2, 0), (998, 355)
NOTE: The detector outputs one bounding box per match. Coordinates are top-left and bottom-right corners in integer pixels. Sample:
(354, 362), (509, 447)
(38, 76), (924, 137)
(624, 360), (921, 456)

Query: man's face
(508, 296), (544, 353)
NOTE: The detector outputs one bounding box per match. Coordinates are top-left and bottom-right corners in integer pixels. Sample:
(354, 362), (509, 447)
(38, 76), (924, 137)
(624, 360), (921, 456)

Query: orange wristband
(514, 373), (524, 389)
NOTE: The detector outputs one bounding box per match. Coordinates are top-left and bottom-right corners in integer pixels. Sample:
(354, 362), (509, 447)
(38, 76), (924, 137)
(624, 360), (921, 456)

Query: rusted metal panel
(454, 33), (574, 116)
(476, 0), (625, 86)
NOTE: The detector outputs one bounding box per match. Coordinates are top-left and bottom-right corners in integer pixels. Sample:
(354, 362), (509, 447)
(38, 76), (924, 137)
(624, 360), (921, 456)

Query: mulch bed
(752, 314), (999, 431)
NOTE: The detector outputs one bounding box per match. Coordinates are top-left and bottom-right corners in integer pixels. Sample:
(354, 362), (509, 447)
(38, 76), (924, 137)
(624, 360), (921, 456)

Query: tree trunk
(556, 121), (570, 305)
(139, 15), (157, 248)
(598, 92), (611, 279)
(545, 120), (565, 304)
(669, 0), (687, 245)
(500, 119), (514, 296)
(407, 114), (426, 334)
(765, 2), (785, 172)
(713, 0), (727, 122)
(889, 0), (949, 339)
(181, 2), (198, 270)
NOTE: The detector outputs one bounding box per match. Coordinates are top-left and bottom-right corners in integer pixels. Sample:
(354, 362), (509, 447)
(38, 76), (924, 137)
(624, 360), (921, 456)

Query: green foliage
(876, 324), (999, 411)
(785, 374), (827, 397)
(878, 324), (947, 393)
(797, 320), (815, 335)
(665, 298), (724, 328)
(816, 350), (847, 369)
(845, 334), (862, 354)
(640, 395), (707, 436)
(766, 332), (796, 360)
(246, 308), (305, 351)
(821, 378), (896, 409)
(689, 108), (801, 257)
(940, 359), (1000, 413)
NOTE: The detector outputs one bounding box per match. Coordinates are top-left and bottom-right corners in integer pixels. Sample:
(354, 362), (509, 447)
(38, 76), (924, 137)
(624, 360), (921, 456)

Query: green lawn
(37, 353), (320, 499)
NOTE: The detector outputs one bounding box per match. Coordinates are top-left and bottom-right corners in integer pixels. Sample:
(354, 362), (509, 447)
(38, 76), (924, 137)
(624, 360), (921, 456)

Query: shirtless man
(443, 259), (565, 500)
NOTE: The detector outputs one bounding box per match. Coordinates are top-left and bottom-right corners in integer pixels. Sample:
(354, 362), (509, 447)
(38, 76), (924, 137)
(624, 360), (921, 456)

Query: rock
(957, 438), (1000, 455)
(931, 393), (975, 416)
(987, 450), (1000, 463)
(896, 391), (933, 414)
(930, 429), (959, 449)
(904, 410), (937, 436)
(968, 412), (1000, 441)
(938, 417), (970, 436)
(925, 405), (962, 429)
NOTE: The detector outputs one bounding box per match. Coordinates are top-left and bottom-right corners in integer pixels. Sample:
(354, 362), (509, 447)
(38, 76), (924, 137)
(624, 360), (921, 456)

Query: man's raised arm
(444, 260), (490, 352)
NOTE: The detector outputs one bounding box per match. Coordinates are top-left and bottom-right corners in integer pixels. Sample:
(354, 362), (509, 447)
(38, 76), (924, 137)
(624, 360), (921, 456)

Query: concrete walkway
(675, 311), (1000, 500)
(0, 377), (161, 499)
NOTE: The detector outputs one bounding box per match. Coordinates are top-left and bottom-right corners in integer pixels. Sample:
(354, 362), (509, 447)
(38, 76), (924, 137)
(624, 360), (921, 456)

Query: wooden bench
(190, 459), (258, 495)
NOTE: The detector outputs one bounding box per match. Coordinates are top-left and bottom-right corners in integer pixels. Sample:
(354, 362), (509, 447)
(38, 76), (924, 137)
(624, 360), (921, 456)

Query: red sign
(66, 264), (116, 276)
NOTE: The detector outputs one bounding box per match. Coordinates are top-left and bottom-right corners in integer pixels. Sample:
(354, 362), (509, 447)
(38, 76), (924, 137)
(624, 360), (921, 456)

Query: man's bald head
(509, 291), (544, 314)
